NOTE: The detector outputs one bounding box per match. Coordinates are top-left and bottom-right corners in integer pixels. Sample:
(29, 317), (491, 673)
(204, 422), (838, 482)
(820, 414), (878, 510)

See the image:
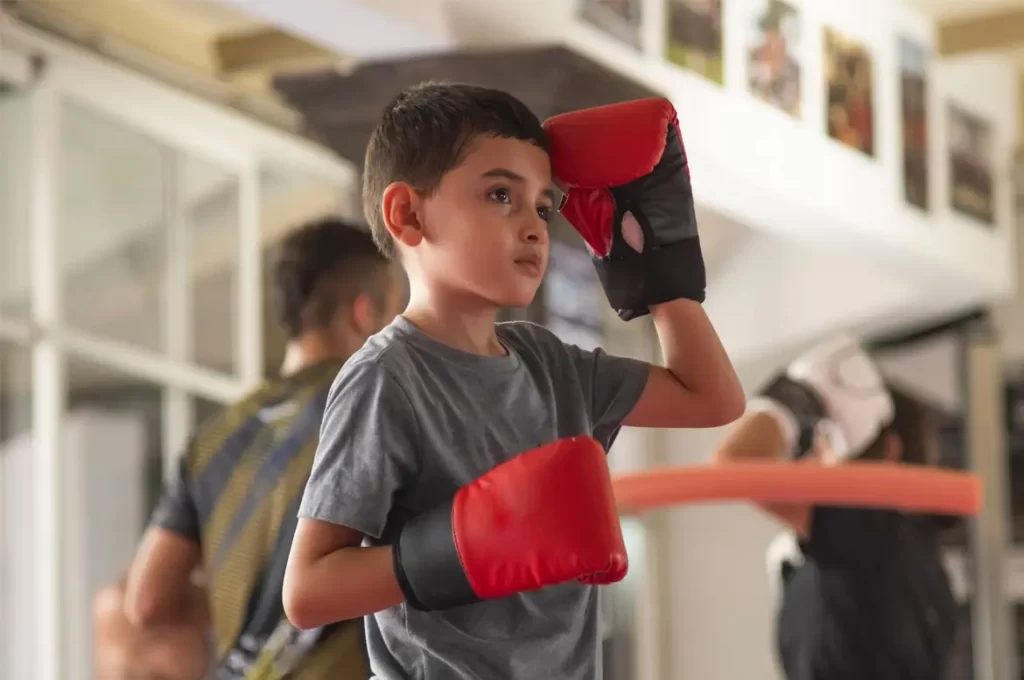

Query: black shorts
(775, 507), (958, 680)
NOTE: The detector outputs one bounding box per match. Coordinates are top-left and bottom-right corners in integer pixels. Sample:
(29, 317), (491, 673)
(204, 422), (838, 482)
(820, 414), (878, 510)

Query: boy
(283, 83), (745, 679)
(716, 335), (958, 680)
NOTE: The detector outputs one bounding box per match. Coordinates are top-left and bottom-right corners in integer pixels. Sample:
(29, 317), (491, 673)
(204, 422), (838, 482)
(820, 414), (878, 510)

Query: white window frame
(1, 21), (356, 680)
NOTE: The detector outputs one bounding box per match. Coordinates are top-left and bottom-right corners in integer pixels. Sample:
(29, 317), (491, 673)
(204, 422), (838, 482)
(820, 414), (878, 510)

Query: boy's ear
(381, 182), (424, 248)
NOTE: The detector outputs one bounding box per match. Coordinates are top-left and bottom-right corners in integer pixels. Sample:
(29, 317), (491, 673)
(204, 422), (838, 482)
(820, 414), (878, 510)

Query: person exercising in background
(93, 218), (407, 680)
(713, 335), (958, 680)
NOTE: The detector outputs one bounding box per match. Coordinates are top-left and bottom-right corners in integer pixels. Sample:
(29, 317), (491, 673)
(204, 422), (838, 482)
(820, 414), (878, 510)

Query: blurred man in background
(715, 336), (958, 680)
(93, 217), (406, 680)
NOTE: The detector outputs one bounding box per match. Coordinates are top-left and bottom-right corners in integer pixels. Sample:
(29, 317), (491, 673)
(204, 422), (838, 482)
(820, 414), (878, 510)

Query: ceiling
(6, 0), (347, 130)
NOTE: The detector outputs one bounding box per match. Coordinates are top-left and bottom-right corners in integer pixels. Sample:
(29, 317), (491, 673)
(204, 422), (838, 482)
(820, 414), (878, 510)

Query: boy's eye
(537, 205), (553, 222)
(488, 188), (512, 204)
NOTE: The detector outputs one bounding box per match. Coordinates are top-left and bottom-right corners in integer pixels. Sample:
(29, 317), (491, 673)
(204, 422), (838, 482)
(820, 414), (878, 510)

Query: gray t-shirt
(298, 316), (649, 680)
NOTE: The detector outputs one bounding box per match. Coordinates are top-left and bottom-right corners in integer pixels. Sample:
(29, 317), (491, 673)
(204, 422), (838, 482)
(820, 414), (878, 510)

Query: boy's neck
(403, 291), (505, 358)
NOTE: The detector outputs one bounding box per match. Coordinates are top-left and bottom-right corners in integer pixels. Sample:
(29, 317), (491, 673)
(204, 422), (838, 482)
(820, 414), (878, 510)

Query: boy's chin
(493, 287), (540, 310)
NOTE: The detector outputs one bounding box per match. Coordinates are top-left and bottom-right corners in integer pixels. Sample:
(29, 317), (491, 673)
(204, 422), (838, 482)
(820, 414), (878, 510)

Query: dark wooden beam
(273, 45), (660, 163)
(938, 10), (1024, 56)
(866, 308), (988, 352)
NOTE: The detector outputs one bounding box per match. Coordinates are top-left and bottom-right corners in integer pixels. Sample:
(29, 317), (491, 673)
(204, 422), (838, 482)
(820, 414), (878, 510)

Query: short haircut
(273, 217), (392, 338)
(859, 384), (939, 465)
(888, 386), (941, 466)
(362, 81), (549, 259)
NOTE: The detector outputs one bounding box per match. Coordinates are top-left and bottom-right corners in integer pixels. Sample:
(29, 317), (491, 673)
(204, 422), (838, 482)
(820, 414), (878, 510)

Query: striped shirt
(152, 359), (367, 679)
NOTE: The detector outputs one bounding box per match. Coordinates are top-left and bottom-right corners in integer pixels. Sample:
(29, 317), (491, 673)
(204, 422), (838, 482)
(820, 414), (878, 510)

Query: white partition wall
(242, 0), (1017, 362)
(0, 21), (355, 680)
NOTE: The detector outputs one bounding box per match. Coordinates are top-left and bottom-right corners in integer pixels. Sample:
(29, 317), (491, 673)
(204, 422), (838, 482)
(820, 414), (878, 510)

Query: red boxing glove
(393, 437), (628, 611)
(543, 98), (705, 320)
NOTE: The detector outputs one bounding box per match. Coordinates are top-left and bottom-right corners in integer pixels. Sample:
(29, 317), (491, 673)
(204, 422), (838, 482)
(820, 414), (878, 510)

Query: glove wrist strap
(758, 375), (826, 459)
(593, 237), (706, 321)
(394, 501), (480, 612)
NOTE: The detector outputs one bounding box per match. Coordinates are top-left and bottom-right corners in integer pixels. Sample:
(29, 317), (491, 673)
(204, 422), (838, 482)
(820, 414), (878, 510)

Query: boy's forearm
(285, 545), (405, 629)
(650, 299), (743, 413)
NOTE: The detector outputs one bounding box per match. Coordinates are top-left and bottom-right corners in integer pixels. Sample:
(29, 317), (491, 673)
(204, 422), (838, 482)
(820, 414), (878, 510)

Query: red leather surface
(560, 188), (616, 257)
(451, 437), (628, 600)
(543, 97), (676, 190)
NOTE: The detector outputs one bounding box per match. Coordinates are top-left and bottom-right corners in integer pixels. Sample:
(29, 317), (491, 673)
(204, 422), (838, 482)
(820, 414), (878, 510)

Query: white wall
(877, 333), (962, 412)
(242, 0), (1021, 368)
(656, 348), (796, 679)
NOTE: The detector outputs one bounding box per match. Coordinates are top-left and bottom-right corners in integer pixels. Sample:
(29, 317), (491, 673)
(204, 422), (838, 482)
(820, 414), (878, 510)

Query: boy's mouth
(514, 254), (544, 277)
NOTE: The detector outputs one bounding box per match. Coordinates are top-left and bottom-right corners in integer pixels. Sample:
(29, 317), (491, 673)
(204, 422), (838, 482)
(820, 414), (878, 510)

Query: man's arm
(94, 579), (210, 680)
(124, 454), (203, 628)
(623, 299), (745, 430)
(124, 530), (203, 628)
(713, 335), (897, 543)
(711, 407), (814, 537)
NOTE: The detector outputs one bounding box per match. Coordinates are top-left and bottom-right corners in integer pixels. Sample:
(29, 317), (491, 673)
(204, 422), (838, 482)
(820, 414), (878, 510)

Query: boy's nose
(522, 217), (548, 244)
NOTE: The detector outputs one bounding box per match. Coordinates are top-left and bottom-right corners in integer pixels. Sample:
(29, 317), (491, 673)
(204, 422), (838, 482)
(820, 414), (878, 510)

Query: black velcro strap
(393, 499), (480, 612)
(760, 375), (825, 459)
(593, 237), (706, 321)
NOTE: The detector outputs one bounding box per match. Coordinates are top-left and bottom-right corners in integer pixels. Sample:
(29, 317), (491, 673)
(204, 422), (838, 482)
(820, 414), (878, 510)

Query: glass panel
(61, 357), (164, 677)
(58, 101), (167, 353)
(0, 342), (33, 680)
(0, 92), (33, 320)
(186, 155), (238, 375)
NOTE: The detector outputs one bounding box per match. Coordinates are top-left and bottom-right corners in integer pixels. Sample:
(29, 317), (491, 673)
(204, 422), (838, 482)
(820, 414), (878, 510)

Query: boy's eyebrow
(481, 168), (555, 201)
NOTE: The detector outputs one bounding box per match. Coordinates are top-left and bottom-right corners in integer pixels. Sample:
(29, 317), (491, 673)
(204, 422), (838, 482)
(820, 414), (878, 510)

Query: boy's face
(403, 135), (555, 309)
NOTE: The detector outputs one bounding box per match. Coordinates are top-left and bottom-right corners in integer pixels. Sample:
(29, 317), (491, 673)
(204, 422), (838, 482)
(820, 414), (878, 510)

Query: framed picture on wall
(824, 28), (875, 157)
(747, 0), (801, 117)
(948, 104), (995, 226)
(579, 0), (644, 50)
(899, 38), (930, 211)
(666, 0), (724, 84)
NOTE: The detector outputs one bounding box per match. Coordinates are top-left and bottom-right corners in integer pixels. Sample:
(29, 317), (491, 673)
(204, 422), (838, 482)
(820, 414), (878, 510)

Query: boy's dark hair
(362, 81), (549, 259)
(274, 217), (392, 338)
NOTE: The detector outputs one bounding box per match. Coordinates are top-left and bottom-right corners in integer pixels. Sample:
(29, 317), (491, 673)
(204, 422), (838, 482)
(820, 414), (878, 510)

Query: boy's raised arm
(543, 98), (743, 430)
(624, 298), (744, 429)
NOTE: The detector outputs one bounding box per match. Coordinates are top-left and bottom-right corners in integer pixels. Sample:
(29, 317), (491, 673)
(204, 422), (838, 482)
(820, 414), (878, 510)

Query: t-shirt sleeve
(298, 359), (421, 539)
(150, 447), (201, 543)
(564, 341), (650, 450)
(800, 505), (903, 571)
